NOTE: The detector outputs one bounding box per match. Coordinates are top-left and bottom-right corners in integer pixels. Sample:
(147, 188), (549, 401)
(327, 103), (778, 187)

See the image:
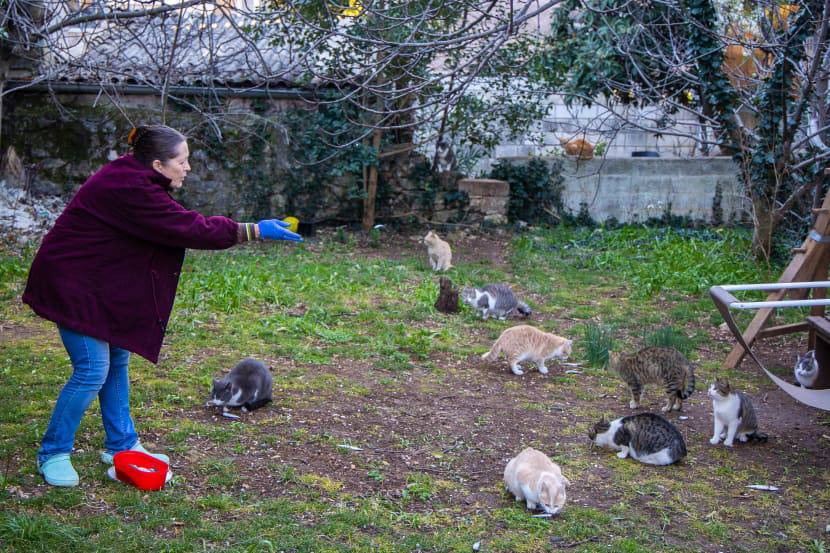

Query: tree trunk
(362, 127), (383, 231)
(751, 195), (776, 261)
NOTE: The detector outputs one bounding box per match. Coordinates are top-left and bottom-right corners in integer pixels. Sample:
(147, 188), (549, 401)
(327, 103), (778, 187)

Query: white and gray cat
(588, 412), (687, 465)
(708, 378), (767, 447)
(435, 140), (456, 173)
(207, 358), (273, 413)
(794, 350), (819, 388)
(461, 284), (532, 320)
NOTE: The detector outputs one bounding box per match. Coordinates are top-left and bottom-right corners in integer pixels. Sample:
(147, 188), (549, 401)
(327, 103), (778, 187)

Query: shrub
(489, 158), (564, 225)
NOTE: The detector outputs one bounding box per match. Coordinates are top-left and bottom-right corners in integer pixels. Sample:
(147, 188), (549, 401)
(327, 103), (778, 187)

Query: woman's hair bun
(127, 125), (151, 147)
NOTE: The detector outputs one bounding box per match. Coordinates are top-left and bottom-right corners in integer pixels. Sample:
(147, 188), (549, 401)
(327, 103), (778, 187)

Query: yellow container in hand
(282, 216), (300, 233)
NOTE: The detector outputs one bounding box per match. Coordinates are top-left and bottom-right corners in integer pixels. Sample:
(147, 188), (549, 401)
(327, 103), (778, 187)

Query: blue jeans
(38, 326), (138, 463)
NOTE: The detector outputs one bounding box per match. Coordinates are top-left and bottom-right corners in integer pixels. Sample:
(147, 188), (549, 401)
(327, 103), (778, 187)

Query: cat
(434, 276), (460, 313)
(503, 447), (570, 515)
(708, 378), (768, 447)
(461, 284), (532, 320)
(481, 325), (572, 376)
(423, 230), (453, 271)
(207, 358), (273, 413)
(609, 347), (696, 412)
(559, 137), (594, 160)
(588, 412), (687, 465)
(794, 350), (819, 388)
(435, 140), (456, 173)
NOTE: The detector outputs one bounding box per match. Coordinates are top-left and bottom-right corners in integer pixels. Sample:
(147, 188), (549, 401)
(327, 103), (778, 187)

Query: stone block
(458, 178), (509, 197)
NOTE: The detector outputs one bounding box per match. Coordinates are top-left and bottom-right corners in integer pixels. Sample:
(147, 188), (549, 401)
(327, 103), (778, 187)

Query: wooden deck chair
(710, 282), (830, 411)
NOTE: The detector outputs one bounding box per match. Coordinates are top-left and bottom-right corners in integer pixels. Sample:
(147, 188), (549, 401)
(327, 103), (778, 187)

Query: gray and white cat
(794, 350), (819, 388)
(435, 140), (456, 173)
(207, 358), (273, 413)
(461, 284), (532, 320)
(708, 378), (767, 447)
(588, 412), (687, 465)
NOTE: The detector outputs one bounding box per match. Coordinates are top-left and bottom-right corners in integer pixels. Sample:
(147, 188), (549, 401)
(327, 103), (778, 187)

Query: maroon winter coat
(22, 154), (239, 363)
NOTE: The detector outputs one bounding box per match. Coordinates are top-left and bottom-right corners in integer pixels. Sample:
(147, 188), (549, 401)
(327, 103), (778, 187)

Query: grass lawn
(1, 225), (829, 553)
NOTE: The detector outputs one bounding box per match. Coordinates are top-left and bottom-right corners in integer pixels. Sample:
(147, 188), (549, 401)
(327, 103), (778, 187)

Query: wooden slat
(811, 253), (829, 316)
(724, 190), (830, 368)
(757, 321), (810, 339)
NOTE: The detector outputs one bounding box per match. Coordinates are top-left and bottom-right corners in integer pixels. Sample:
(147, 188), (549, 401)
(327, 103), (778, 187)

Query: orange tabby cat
(482, 325), (572, 376)
(559, 137), (594, 160)
(504, 447), (570, 515)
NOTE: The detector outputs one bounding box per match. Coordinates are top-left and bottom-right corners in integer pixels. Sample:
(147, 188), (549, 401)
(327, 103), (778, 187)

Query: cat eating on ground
(610, 347), (696, 412)
(708, 377), (767, 447)
(504, 447), (570, 515)
(207, 358), (273, 413)
(423, 230), (453, 271)
(588, 412), (687, 465)
(461, 284), (532, 320)
(481, 324), (572, 376)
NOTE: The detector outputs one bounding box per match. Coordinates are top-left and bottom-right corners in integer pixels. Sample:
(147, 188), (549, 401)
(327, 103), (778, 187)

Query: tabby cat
(708, 378), (767, 447)
(588, 412), (687, 465)
(461, 284), (531, 320)
(610, 347), (696, 412)
(482, 325), (572, 375)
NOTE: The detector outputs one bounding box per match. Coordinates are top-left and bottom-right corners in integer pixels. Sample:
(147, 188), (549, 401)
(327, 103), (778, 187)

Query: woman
(22, 124), (302, 487)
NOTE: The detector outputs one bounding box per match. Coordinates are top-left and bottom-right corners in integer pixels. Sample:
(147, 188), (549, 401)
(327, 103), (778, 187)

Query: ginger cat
(482, 325), (572, 375)
(504, 447), (569, 515)
(559, 137), (594, 160)
(423, 230), (452, 271)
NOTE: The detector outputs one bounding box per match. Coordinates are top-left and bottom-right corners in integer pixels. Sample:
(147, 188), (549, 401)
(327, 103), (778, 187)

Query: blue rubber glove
(258, 219), (303, 242)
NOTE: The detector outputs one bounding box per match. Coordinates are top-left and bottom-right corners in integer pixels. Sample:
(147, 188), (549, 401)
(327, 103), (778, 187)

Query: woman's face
(152, 141), (191, 189)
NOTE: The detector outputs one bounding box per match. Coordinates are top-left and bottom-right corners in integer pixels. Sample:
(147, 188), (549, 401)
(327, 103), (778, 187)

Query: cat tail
(679, 367), (696, 399)
(481, 340), (502, 361)
(516, 301), (532, 318)
(746, 431), (768, 443)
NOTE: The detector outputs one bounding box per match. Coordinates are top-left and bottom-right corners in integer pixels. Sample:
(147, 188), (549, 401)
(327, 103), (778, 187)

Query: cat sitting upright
(794, 350), (819, 388)
(504, 447), (570, 515)
(423, 230), (453, 271)
(207, 358), (273, 413)
(708, 378), (767, 447)
(588, 412), (687, 465)
(482, 325), (572, 375)
(461, 284), (532, 320)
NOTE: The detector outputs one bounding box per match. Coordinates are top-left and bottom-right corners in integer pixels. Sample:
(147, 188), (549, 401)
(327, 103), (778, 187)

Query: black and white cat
(708, 378), (767, 447)
(435, 140), (456, 173)
(461, 284), (532, 320)
(794, 350), (819, 388)
(588, 412), (687, 465)
(207, 358), (273, 413)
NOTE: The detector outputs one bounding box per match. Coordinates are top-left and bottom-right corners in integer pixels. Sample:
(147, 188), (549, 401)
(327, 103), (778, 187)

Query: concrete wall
(522, 157), (747, 224)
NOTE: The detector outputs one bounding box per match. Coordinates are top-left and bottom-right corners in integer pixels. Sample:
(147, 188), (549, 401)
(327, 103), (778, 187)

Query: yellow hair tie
(127, 127), (138, 145)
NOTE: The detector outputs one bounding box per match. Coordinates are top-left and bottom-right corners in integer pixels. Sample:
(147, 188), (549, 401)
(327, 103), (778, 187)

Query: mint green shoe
(100, 442), (170, 465)
(38, 453), (80, 487)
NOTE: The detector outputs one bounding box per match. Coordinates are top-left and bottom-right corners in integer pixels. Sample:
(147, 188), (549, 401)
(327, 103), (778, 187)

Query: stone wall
(2, 92), (510, 228)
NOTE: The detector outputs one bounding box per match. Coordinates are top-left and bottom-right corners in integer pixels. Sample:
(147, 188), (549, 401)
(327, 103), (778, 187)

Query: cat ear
(562, 476), (571, 487)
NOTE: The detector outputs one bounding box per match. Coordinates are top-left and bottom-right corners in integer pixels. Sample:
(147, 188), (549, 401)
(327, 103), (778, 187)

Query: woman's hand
(257, 219), (303, 242)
